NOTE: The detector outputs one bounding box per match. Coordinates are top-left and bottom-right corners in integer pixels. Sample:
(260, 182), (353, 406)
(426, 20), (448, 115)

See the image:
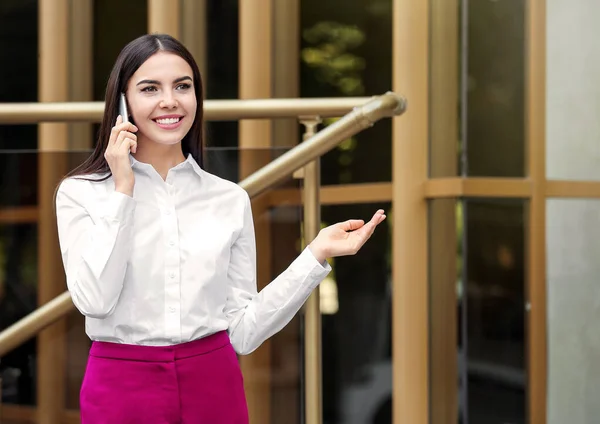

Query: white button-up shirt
(55, 154), (331, 354)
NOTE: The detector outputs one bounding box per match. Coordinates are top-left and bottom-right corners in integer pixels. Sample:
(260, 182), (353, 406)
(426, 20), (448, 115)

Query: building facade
(0, 0), (598, 423)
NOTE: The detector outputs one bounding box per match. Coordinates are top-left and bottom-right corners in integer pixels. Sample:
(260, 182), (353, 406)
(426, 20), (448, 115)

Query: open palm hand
(308, 209), (387, 263)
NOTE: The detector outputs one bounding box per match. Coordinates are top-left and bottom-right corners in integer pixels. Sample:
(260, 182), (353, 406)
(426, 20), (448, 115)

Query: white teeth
(155, 118), (180, 125)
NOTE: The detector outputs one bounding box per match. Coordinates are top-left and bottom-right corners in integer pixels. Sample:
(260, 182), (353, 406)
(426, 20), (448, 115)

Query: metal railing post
(300, 117), (323, 424)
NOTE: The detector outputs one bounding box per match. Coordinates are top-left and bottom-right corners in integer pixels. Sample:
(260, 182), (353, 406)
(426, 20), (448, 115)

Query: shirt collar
(128, 154), (203, 178)
(184, 154), (204, 177)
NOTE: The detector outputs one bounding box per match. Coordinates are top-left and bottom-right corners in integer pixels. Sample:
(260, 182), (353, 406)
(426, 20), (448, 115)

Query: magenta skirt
(80, 331), (249, 423)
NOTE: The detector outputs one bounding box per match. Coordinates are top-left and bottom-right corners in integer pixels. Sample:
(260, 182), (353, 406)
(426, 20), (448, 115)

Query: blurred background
(0, 1), (598, 424)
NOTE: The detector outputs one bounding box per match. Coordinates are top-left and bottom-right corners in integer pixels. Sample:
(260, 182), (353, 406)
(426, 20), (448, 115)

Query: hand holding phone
(106, 93), (138, 196)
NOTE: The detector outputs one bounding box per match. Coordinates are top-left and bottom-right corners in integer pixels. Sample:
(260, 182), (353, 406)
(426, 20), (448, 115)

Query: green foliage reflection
(301, 22), (366, 95)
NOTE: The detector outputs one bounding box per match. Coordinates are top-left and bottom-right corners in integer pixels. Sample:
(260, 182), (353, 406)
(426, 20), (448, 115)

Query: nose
(159, 93), (178, 109)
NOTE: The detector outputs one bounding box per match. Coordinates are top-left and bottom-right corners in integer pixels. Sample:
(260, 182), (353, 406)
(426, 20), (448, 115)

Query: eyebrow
(136, 76), (193, 86)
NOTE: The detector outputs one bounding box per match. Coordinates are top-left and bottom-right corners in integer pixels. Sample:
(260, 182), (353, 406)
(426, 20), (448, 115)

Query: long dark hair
(66, 34), (204, 181)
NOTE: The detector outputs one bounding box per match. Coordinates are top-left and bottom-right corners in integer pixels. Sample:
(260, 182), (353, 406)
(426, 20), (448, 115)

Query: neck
(133, 138), (187, 180)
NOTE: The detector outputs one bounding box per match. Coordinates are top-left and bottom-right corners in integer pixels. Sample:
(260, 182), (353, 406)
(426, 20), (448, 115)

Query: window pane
(547, 199), (600, 423)
(0, 151), (39, 408)
(300, 0), (392, 185)
(93, 0), (147, 102)
(0, 0), (38, 150)
(546, 1), (600, 181)
(0, 223), (38, 407)
(464, 199), (526, 423)
(429, 0), (526, 178)
(0, 153), (38, 206)
(205, 0), (239, 148)
(321, 202), (392, 424)
(429, 198), (527, 423)
(466, 0), (525, 177)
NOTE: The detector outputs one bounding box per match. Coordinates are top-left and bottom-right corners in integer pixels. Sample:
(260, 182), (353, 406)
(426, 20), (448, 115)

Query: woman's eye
(141, 86), (157, 92)
(176, 83), (192, 90)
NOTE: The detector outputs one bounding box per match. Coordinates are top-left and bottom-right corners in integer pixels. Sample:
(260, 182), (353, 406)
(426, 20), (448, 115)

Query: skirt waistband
(89, 331), (230, 362)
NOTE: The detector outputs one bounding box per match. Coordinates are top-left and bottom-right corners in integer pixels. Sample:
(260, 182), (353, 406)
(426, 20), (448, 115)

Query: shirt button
(169, 307), (176, 313)
(169, 240), (175, 247)
(165, 209), (171, 215)
(169, 271), (175, 279)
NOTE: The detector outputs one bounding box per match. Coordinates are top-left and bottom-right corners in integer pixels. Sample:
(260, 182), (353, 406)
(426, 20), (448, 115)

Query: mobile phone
(119, 93), (129, 123)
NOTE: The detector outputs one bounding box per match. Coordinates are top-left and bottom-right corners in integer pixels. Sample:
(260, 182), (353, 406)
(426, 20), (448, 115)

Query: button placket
(162, 184), (182, 341)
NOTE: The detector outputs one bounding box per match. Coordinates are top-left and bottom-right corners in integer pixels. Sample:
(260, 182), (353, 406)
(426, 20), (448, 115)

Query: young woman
(56, 34), (385, 424)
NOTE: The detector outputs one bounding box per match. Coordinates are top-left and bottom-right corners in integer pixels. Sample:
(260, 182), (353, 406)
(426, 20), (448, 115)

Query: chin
(155, 136), (185, 146)
(145, 129), (190, 146)
(155, 138), (183, 146)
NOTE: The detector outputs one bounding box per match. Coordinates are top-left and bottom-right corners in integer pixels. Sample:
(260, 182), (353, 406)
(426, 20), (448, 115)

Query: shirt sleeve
(55, 178), (136, 318)
(224, 191), (332, 355)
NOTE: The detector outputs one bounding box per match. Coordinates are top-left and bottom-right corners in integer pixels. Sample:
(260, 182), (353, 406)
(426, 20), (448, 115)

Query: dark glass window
(465, 0), (525, 177)
(301, 0), (392, 185)
(320, 202), (392, 424)
(205, 0), (239, 148)
(464, 199), (526, 423)
(0, 0), (38, 150)
(429, 198), (526, 424)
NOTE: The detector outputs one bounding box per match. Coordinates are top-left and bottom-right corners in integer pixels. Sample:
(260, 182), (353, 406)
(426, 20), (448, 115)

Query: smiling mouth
(154, 117), (182, 125)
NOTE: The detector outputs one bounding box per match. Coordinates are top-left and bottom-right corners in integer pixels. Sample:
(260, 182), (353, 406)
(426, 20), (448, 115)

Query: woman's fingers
(311, 209), (387, 260)
(122, 138), (137, 154)
(103, 116), (138, 196)
(350, 210), (386, 247)
(105, 130), (137, 158)
(109, 116), (138, 146)
(338, 210), (386, 237)
(366, 210), (386, 231)
(353, 210), (386, 233)
(371, 209), (386, 223)
(339, 219), (365, 232)
(115, 131), (137, 147)
(109, 115), (122, 145)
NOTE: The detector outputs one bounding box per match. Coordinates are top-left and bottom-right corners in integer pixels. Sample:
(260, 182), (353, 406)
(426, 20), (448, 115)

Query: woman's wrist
(115, 182), (134, 197)
(308, 241), (328, 264)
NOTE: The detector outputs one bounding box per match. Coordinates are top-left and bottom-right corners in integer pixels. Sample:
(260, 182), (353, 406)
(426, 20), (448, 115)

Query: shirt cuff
(304, 246), (331, 270)
(101, 191), (136, 223)
(295, 246), (332, 289)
